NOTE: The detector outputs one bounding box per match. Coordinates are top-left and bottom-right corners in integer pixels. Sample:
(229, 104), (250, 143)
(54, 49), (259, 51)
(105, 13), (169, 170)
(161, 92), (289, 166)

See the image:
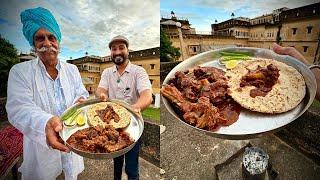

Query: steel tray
(59, 99), (144, 159)
(162, 47), (319, 140)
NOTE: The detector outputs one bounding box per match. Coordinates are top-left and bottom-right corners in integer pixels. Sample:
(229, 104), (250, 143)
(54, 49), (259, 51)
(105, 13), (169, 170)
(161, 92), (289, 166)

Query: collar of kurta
(37, 57), (61, 72)
(32, 57), (73, 107)
(112, 61), (132, 74)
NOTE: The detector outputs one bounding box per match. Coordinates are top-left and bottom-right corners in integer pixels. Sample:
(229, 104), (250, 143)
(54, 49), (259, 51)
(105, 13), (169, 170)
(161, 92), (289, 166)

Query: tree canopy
(160, 28), (181, 62)
(0, 34), (19, 97)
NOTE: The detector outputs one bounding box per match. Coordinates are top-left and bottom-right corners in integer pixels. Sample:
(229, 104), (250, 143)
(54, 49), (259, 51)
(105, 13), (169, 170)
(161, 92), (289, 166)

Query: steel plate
(162, 47), (317, 139)
(59, 99), (144, 159)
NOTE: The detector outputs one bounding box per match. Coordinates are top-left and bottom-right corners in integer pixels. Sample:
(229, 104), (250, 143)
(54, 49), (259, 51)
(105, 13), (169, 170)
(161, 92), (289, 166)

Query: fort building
(161, 3), (320, 64)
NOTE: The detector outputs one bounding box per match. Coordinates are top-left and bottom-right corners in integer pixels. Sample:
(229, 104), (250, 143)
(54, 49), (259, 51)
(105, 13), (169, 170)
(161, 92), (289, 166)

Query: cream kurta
(6, 58), (88, 180)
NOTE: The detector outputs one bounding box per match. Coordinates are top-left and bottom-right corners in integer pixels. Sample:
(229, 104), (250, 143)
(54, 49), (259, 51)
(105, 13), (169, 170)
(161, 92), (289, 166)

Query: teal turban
(20, 7), (61, 46)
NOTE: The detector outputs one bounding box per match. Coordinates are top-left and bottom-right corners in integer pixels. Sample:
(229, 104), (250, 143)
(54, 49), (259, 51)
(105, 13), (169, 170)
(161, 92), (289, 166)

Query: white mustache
(36, 46), (59, 53)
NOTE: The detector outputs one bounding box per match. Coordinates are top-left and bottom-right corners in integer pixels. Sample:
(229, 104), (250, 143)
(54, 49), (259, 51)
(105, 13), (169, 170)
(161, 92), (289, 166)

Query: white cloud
(160, 0), (318, 32)
(192, 0), (247, 12)
(0, 0), (160, 57)
(186, 0), (318, 15)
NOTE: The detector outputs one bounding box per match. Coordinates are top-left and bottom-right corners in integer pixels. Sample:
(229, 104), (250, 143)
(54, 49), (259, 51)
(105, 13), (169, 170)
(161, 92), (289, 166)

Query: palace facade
(161, 3), (320, 64)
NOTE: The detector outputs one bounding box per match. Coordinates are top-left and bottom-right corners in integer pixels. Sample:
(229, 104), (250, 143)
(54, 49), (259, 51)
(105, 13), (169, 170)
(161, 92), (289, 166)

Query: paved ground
(160, 99), (320, 180)
(3, 156), (160, 180)
(59, 157), (160, 180)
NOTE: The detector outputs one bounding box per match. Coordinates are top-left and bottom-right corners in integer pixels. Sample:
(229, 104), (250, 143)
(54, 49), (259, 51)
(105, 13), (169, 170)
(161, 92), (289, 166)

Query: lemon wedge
(225, 60), (239, 69)
(76, 114), (86, 126)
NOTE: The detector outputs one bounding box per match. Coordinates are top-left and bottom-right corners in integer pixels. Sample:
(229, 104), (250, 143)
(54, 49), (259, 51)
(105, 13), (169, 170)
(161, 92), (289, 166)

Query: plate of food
(59, 99), (144, 159)
(161, 47), (318, 139)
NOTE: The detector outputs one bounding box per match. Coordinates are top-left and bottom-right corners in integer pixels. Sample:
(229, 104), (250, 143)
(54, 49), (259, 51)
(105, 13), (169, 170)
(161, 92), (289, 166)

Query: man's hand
(75, 96), (86, 104)
(98, 93), (108, 102)
(95, 87), (108, 101)
(131, 89), (152, 113)
(273, 43), (320, 101)
(45, 116), (70, 152)
(272, 43), (309, 65)
(131, 104), (141, 114)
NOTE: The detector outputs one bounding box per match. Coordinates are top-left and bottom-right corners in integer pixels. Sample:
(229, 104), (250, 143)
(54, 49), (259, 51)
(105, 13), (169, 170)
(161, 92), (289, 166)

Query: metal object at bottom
(162, 47), (317, 139)
(59, 99), (144, 159)
(214, 143), (278, 180)
(242, 147), (269, 180)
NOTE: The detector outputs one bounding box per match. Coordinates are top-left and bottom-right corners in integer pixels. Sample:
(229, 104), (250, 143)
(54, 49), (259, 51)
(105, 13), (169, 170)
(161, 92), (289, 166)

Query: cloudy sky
(161, 0), (318, 33)
(0, 0), (160, 61)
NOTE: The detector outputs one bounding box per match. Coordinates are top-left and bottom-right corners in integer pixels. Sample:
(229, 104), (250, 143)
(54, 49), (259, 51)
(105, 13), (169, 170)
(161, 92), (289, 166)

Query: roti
(226, 58), (306, 113)
(87, 102), (131, 128)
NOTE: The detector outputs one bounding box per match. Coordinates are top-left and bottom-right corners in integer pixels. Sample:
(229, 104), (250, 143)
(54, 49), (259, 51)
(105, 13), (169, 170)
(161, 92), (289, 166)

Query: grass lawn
(142, 107), (160, 122)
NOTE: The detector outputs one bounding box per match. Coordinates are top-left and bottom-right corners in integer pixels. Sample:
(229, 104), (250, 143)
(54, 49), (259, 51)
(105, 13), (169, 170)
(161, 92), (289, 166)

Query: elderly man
(6, 7), (88, 180)
(95, 35), (153, 180)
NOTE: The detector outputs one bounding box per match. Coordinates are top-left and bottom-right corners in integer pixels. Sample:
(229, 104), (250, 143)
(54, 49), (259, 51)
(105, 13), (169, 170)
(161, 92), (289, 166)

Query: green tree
(0, 34), (19, 97)
(160, 28), (181, 62)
